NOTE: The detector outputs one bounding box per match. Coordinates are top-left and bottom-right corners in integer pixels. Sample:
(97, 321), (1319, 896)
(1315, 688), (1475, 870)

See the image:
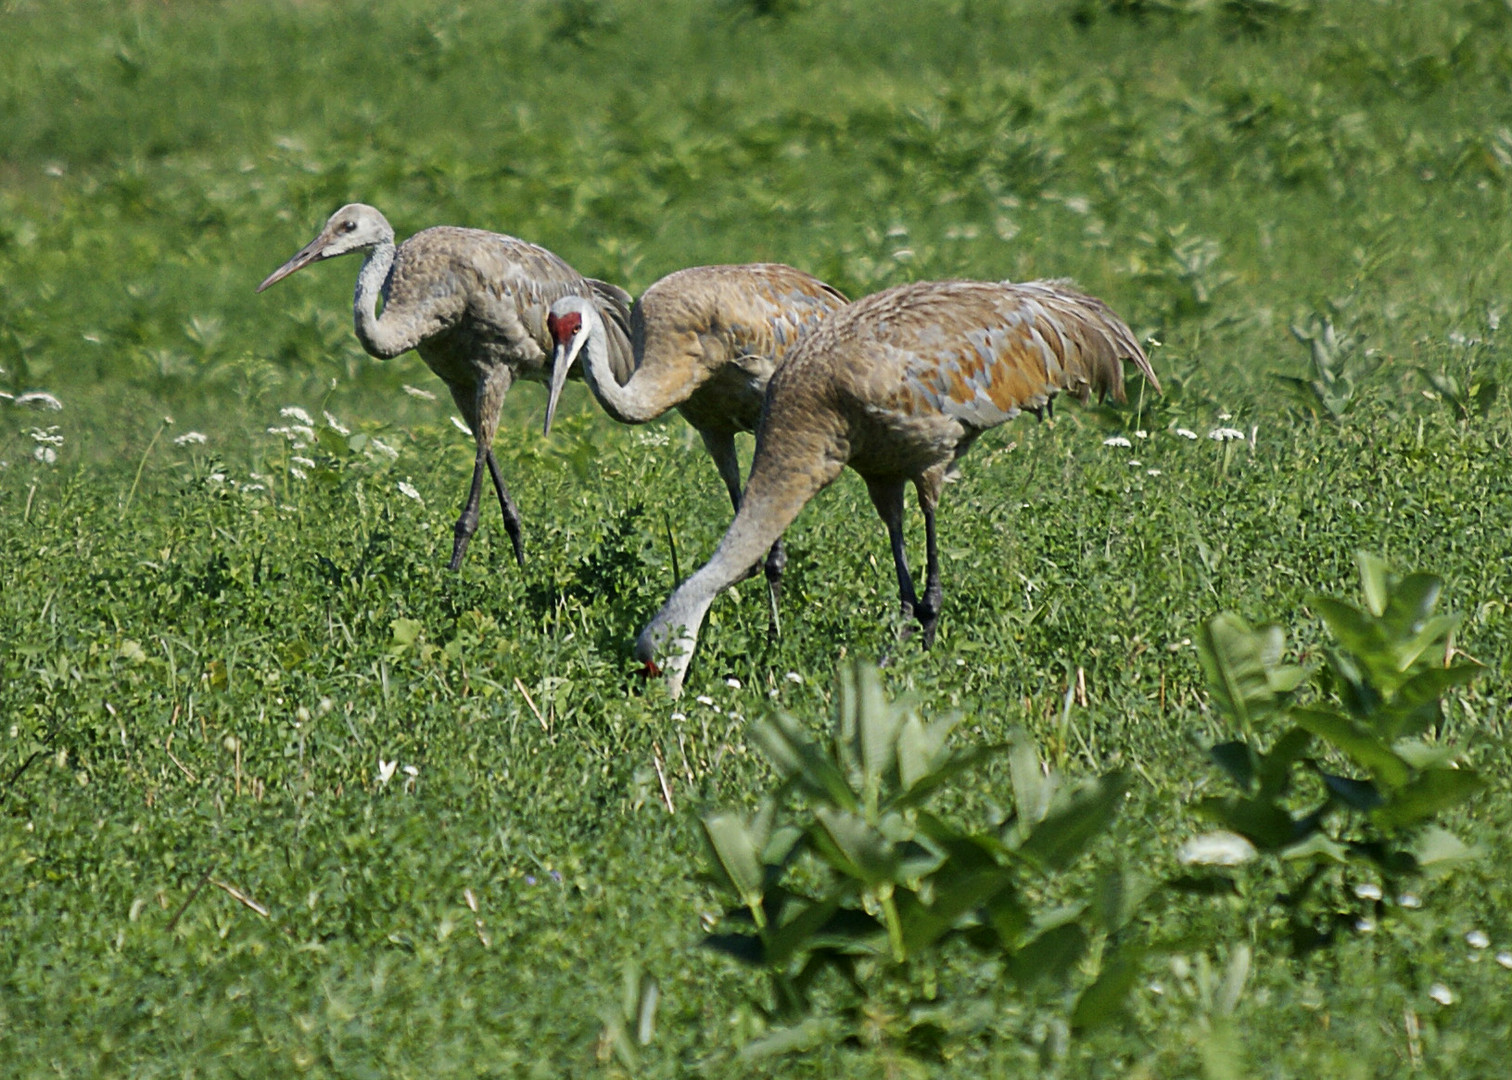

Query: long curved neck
(352, 241), (413, 359)
(579, 313), (685, 425)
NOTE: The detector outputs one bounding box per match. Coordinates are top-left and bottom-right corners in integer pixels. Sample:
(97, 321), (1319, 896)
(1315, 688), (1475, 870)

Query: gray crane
(635, 278), (1160, 697)
(541, 264), (847, 617)
(257, 203), (634, 570)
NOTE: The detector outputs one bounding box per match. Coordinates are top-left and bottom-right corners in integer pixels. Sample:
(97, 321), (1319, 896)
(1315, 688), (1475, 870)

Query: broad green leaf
(896, 865), (1017, 955)
(1008, 734), (1052, 836)
(1372, 767), (1486, 829)
(1197, 613), (1305, 730)
(1192, 796), (1300, 850)
(810, 807), (899, 885)
(1279, 832), (1349, 864)
(702, 812), (767, 916)
(853, 663), (901, 794)
(1383, 664), (1480, 739)
(1291, 707), (1410, 788)
(738, 1017), (839, 1062)
(1355, 551), (1391, 618)
(895, 711), (961, 791)
(1320, 771), (1384, 811)
(1006, 918), (1088, 987)
(1019, 771), (1127, 872)
(1071, 946), (1144, 1032)
(752, 712), (858, 811)
(1411, 826), (1479, 869)
(763, 895), (844, 968)
(1208, 740), (1256, 792)
(1255, 726), (1313, 800)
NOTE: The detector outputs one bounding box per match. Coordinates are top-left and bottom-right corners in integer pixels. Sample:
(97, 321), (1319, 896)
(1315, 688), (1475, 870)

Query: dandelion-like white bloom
(1134, 430), (1149, 440)
(32, 446), (56, 465)
(288, 457), (314, 471)
(670, 712), (686, 723)
(290, 467), (308, 481)
(402, 384), (437, 401)
(1174, 428), (1198, 440)
(173, 431), (208, 446)
(28, 426), (64, 447)
(323, 411), (350, 436)
(1128, 459), (1142, 467)
(1218, 410), (1233, 420)
(1209, 427), (1245, 442)
(14, 391), (63, 411)
(1428, 983), (1454, 1006)
(634, 430), (670, 448)
(242, 483), (265, 493)
(1103, 435), (1132, 448)
(1490, 309), (1503, 332)
(403, 764), (419, 778)
(1398, 893), (1423, 909)
(1496, 951), (1512, 970)
(1147, 468), (1162, 477)
(1354, 882), (1383, 902)
(725, 677), (742, 690)
(695, 695), (715, 707)
(397, 481), (423, 503)
(377, 759), (397, 786)
(1467, 930), (1491, 950)
(1355, 917), (1376, 934)
(451, 416), (472, 436)
(291, 424), (315, 444)
(280, 406), (314, 425)
(785, 671), (803, 684)
(1177, 831), (1257, 867)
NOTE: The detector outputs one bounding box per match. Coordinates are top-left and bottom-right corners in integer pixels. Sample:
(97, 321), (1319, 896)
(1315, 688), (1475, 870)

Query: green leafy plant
(1273, 312), (1379, 421)
(1188, 553), (1484, 945)
(699, 663), (1138, 1060)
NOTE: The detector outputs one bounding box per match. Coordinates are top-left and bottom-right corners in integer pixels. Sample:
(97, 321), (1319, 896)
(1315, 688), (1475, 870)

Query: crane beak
(542, 331), (585, 436)
(256, 232), (331, 293)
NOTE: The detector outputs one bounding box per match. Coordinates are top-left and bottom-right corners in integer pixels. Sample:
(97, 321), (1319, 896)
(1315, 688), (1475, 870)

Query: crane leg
(448, 446), (488, 571)
(485, 449), (526, 567)
(866, 478), (920, 638)
(915, 501), (942, 647)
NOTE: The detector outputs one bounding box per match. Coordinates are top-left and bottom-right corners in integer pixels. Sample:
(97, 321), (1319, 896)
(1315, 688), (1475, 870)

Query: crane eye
(343, 221), (358, 232)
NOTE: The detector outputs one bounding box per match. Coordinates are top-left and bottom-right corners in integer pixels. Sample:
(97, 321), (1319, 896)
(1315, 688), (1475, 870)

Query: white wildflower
(695, 695), (715, 707)
(397, 481), (423, 503)
(323, 411), (350, 436)
(28, 426), (64, 447)
(377, 759), (397, 787)
(1134, 430), (1149, 439)
(1147, 468), (1162, 476)
(280, 406), (314, 425)
(290, 467), (308, 481)
(207, 473), (227, 484)
(725, 677), (742, 690)
(1354, 882), (1383, 902)
(1398, 893), (1423, 909)
(1174, 428), (1198, 440)
(290, 424), (315, 445)
(451, 416), (472, 436)
(670, 713), (686, 723)
(1428, 983), (1454, 1007)
(291, 456), (315, 469)
(1128, 459), (1142, 467)
(785, 671), (803, 684)
(1355, 917), (1376, 934)
(1218, 410), (1232, 420)
(242, 483), (265, 493)
(14, 391), (63, 411)
(173, 431), (208, 446)
(402, 384), (437, 401)
(1103, 435), (1132, 448)
(634, 430), (670, 448)
(402, 764), (419, 778)
(1208, 427), (1245, 442)
(368, 438), (399, 461)
(1467, 930), (1490, 950)
(1177, 831), (1257, 867)
(1496, 951), (1512, 970)
(33, 446), (56, 465)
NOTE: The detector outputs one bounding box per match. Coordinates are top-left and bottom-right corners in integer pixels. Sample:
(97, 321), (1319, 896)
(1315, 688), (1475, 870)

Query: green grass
(3, 0), (1512, 1074)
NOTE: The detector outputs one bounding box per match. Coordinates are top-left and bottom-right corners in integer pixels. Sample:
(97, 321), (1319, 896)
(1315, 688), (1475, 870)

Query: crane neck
(577, 309), (662, 424)
(352, 240), (410, 359)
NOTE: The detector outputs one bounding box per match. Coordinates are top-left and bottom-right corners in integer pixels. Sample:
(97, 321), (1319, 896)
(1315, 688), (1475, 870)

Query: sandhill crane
(257, 203), (635, 570)
(541, 264), (848, 614)
(634, 278), (1160, 697)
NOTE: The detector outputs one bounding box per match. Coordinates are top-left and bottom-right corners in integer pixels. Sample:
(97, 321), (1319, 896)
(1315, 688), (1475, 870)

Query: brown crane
(633, 278), (1160, 697)
(541, 264), (848, 614)
(257, 203), (635, 570)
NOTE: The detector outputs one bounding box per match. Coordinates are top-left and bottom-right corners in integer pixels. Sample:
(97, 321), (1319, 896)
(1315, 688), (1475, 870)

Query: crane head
(542, 295), (597, 436)
(256, 203), (395, 293)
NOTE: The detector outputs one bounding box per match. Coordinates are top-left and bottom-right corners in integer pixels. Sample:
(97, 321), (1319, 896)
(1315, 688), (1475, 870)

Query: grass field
(3, 0), (1512, 1075)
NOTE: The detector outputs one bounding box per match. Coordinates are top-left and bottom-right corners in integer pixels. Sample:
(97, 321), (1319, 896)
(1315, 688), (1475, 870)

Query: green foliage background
(2, 0), (1511, 1074)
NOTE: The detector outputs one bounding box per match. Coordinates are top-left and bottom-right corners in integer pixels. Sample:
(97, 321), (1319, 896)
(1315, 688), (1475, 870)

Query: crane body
(634, 278), (1160, 697)
(257, 203), (633, 570)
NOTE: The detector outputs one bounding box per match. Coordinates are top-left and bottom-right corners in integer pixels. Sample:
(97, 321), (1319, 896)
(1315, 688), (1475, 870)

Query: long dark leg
(485, 449), (525, 567)
(449, 444), (488, 571)
(865, 478), (919, 637)
(915, 498), (942, 647)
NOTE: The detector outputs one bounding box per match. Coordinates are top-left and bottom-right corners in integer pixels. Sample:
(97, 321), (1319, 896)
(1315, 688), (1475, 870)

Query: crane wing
(890, 280), (1156, 429)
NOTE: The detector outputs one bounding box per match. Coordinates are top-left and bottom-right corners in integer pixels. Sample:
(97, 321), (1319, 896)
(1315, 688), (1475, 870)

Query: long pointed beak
(542, 333), (585, 436)
(256, 234), (328, 293)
